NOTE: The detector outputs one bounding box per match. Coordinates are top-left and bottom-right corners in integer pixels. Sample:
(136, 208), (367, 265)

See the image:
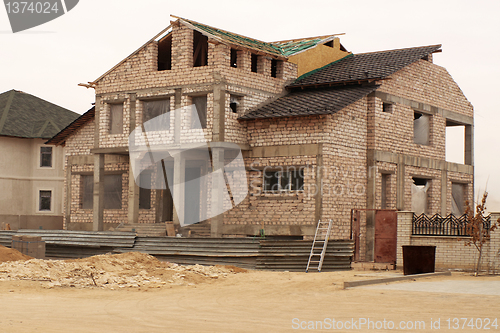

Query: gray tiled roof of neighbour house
(239, 85), (379, 120)
(0, 89), (79, 139)
(288, 44), (442, 88)
(240, 45), (441, 120)
(45, 106), (95, 145)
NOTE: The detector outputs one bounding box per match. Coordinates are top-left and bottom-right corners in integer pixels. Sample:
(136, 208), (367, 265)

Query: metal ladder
(306, 220), (333, 273)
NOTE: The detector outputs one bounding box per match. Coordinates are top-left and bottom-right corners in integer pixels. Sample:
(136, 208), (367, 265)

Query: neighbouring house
(0, 89), (79, 230)
(47, 16), (474, 253)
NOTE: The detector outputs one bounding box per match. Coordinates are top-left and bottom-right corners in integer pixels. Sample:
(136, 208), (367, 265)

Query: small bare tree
(464, 192), (498, 276)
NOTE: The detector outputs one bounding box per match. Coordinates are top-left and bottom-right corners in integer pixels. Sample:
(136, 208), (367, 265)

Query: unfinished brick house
(48, 16), (474, 245)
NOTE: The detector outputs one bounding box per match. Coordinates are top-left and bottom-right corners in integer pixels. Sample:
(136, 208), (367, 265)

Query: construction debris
(0, 250), (246, 289)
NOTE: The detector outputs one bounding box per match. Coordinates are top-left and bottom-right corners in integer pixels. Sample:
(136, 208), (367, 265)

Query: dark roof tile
(239, 85), (379, 120)
(0, 90), (79, 139)
(45, 106), (95, 145)
(289, 45), (441, 88)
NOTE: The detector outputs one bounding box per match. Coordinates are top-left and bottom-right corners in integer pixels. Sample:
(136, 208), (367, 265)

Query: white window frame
(36, 188), (54, 213)
(38, 144), (54, 169)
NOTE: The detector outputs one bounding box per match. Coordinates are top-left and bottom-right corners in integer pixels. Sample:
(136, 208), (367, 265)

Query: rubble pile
(0, 249), (245, 289)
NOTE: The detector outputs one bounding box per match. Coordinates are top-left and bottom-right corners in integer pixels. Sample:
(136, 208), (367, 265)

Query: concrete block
(166, 222), (175, 237)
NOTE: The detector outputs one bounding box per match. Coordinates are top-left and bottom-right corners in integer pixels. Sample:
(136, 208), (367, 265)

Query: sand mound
(0, 251), (246, 289)
(0, 245), (33, 263)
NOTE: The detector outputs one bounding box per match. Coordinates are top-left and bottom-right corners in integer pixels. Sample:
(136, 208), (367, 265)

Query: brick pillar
(93, 153), (105, 231)
(237, 50), (250, 71)
(171, 23), (193, 70)
(129, 94), (136, 133)
(275, 60), (285, 79)
(174, 88), (182, 144)
(465, 124), (474, 166)
(172, 154), (185, 231)
(396, 211), (413, 266)
(127, 166), (139, 225)
(396, 155), (405, 210)
(212, 83), (226, 142)
(257, 56), (271, 76)
(488, 213), (500, 273)
(211, 147), (225, 237)
(211, 43), (230, 68)
(127, 93), (139, 225)
(314, 144), (324, 225)
(365, 151), (377, 261)
(282, 61), (298, 82)
(440, 169), (447, 215)
(365, 96), (377, 261)
(64, 156), (72, 229)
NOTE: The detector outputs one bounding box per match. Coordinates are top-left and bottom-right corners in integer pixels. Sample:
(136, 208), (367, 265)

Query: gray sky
(1, 0), (499, 211)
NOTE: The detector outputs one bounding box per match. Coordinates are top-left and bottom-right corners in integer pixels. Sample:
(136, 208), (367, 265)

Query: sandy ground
(1, 266), (500, 333)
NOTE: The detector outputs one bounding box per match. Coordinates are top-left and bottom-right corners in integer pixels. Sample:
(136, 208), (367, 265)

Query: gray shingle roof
(288, 44), (442, 88)
(241, 45), (442, 120)
(45, 106), (95, 145)
(0, 90), (79, 139)
(239, 85), (379, 120)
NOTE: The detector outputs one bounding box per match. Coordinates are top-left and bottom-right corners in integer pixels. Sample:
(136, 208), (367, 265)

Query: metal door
(374, 210), (397, 264)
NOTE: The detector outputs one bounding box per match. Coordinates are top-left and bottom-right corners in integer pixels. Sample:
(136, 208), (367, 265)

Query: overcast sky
(1, 0), (499, 211)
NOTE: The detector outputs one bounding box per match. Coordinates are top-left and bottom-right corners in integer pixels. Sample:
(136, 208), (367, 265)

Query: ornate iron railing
(412, 213), (491, 236)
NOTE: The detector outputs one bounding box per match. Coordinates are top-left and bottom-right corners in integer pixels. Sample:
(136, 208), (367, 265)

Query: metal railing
(412, 213), (491, 236)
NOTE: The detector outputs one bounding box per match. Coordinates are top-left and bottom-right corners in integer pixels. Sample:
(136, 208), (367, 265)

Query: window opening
(39, 190), (51, 211)
(158, 33), (172, 71)
(230, 48), (238, 68)
(193, 30), (208, 67)
(40, 146), (52, 167)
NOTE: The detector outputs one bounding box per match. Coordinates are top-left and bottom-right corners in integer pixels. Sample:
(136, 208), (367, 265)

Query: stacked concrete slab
(11, 235), (45, 259)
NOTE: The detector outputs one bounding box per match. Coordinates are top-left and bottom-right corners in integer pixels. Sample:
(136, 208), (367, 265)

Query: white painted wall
(0, 136), (65, 216)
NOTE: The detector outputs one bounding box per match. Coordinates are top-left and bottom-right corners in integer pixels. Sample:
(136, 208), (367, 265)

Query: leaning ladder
(306, 220), (333, 273)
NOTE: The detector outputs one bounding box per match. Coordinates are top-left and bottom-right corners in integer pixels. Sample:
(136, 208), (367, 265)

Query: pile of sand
(0, 245), (33, 263)
(0, 251), (245, 289)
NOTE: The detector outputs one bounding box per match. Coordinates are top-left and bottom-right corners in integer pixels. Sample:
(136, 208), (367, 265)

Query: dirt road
(1, 270), (499, 332)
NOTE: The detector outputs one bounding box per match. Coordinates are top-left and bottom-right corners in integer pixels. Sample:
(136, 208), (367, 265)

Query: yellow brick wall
(322, 98), (369, 239)
(379, 59), (473, 118)
(397, 212), (500, 271)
